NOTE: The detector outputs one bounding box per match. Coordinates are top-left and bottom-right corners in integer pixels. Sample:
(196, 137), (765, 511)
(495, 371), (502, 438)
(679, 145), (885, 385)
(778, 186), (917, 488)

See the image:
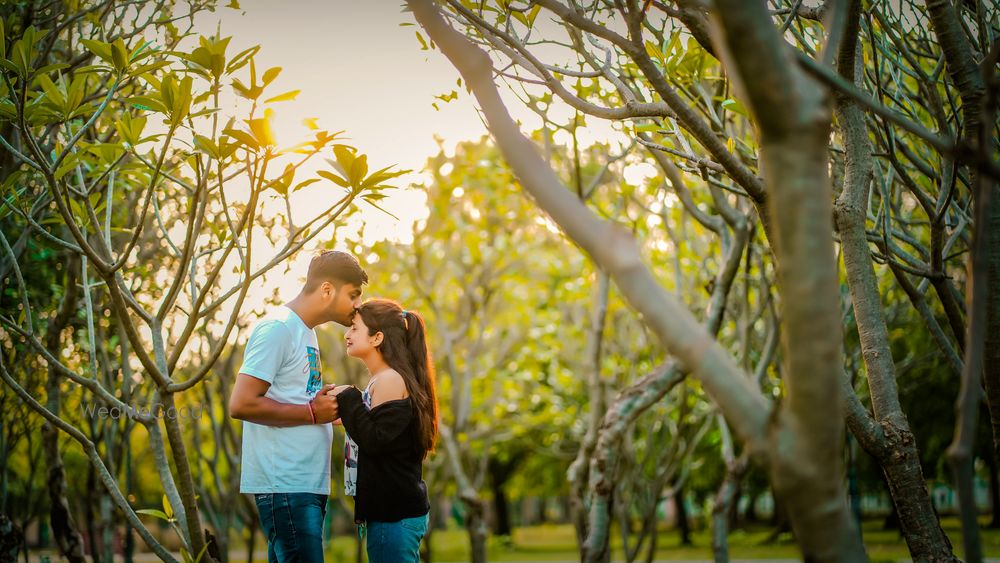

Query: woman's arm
(336, 387), (412, 454)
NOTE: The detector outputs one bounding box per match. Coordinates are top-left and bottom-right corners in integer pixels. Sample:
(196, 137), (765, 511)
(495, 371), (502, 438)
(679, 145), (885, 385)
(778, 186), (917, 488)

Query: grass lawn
(321, 516), (1000, 562)
(28, 516), (997, 561)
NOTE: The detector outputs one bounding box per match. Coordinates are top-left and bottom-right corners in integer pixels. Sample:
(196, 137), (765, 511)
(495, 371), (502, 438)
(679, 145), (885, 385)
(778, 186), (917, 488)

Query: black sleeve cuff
(337, 386), (363, 409)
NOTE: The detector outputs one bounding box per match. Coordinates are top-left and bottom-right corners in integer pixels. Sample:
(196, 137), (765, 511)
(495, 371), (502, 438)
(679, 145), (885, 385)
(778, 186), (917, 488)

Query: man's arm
(229, 374), (339, 426)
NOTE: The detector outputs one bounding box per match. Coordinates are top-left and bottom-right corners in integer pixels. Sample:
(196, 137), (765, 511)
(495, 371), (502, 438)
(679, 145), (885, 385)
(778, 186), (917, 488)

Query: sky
(185, 1), (641, 306)
(187, 1), (492, 300)
(198, 1), (487, 236)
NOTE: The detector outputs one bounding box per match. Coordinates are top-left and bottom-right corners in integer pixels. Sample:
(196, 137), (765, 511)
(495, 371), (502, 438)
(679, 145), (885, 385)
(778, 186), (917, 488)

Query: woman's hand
(326, 384), (353, 397)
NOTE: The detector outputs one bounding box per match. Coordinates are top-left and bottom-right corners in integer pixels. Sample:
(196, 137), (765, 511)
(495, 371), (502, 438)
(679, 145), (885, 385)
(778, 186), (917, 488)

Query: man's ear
(321, 280), (335, 298)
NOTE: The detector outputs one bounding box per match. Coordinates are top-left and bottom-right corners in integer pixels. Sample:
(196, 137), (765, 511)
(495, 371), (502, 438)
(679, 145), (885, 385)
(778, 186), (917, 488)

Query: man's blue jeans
(255, 493), (328, 562)
(364, 513), (429, 563)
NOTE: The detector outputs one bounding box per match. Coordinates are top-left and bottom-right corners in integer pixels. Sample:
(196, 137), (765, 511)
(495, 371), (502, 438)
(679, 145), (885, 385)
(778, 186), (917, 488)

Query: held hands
(309, 384), (355, 425)
(309, 387), (339, 424)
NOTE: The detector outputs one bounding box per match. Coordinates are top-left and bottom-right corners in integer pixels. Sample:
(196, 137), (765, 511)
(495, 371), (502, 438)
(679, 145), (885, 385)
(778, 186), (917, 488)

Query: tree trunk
(491, 484), (511, 538)
(42, 256), (86, 563)
(488, 454), (524, 538)
(674, 486), (691, 547)
(244, 518), (255, 563)
(0, 513), (22, 563)
(464, 497), (488, 563)
(568, 271), (610, 546)
(84, 464), (98, 561)
(712, 456), (748, 563)
(832, 2), (956, 559)
(988, 452), (1000, 528)
(409, 0), (864, 558)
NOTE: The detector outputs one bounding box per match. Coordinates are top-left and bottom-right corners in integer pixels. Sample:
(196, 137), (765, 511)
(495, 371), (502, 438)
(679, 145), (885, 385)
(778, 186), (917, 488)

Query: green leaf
(261, 66), (281, 86)
(292, 178), (320, 192)
(526, 5), (541, 26)
(163, 494), (174, 519)
(317, 170), (350, 188)
(130, 40), (154, 62)
(36, 74), (66, 108)
(332, 145), (356, 176)
(136, 508), (170, 520)
(223, 127), (259, 151)
(81, 39), (113, 67)
(415, 31), (428, 51)
(644, 40), (664, 64)
(247, 108), (276, 146)
(35, 62), (69, 75)
(349, 153), (368, 186)
(0, 18), (5, 59)
(193, 135), (219, 158)
(111, 38), (129, 73)
(225, 45), (259, 74)
(132, 60), (170, 75)
(720, 97), (748, 118)
(192, 543), (209, 563)
(54, 153), (80, 180)
(169, 75), (193, 125)
(264, 89), (300, 103)
(128, 95), (166, 113)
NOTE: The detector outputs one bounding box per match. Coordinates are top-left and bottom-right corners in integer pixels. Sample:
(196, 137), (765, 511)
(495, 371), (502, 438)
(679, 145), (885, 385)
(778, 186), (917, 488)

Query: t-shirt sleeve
(238, 320), (290, 384)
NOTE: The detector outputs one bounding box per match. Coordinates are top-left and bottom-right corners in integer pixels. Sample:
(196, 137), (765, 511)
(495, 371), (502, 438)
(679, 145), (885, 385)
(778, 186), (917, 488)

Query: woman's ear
(373, 331), (384, 347)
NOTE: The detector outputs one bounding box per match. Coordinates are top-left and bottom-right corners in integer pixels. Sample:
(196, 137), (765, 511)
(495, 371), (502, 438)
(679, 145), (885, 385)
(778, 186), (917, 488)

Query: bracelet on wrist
(308, 401), (316, 424)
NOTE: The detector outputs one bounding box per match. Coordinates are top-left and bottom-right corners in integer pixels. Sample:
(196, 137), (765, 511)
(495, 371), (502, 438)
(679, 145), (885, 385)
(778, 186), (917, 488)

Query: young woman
(329, 298), (438, 562)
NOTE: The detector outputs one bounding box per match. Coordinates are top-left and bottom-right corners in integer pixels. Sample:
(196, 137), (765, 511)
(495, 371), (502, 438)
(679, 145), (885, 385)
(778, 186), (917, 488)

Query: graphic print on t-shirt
(305, 346), (322, 395)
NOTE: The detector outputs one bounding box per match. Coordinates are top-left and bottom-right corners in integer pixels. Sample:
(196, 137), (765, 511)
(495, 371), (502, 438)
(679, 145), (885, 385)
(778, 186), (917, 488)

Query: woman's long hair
(356, 299), (438, 455)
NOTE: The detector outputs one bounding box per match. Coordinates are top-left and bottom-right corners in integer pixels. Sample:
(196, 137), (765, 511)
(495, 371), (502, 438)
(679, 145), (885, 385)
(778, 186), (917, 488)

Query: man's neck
(286, 296), (321, 329)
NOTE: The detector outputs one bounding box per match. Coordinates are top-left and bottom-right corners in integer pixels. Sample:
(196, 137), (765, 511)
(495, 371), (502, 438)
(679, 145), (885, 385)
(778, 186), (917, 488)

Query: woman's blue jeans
(255, 493), (328, 562)
(364, 513), (429, 563)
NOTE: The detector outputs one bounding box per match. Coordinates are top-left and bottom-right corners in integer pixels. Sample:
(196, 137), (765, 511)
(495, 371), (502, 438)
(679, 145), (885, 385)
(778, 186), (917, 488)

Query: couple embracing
(229, 250), (437, 562)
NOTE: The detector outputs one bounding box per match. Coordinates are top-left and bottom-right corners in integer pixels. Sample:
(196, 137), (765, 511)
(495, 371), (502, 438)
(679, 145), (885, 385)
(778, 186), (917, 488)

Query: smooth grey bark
(567, 270), (610, 548)
(439, 425), (488, 563)
(925, 3), (995, 560)
(711, 416), (747, 563)
(832, 2), (956, 560)
(707, 0), (867, 559)
(943, 42), (998, 563)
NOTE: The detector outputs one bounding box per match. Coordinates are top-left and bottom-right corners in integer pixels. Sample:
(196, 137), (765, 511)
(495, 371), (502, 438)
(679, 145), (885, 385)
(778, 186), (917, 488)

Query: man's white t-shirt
(238, 306), (333, 495)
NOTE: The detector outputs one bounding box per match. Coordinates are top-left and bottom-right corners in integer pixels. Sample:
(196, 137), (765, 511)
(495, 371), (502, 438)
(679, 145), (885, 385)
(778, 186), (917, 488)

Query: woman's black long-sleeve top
(337, 386), (430, 523)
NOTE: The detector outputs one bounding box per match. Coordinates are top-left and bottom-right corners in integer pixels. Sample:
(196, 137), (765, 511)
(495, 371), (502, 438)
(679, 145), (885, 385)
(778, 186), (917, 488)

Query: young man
(230, 250), (367, 562)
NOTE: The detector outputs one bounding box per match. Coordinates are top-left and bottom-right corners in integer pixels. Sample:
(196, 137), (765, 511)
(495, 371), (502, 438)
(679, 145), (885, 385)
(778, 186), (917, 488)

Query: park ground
(30, 516), (1000, 562)
(388, 517), (1000, 562)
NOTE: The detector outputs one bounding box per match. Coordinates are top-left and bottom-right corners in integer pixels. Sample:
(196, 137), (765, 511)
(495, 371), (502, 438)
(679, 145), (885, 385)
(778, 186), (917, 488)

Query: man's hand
(310, 392), (339, 423)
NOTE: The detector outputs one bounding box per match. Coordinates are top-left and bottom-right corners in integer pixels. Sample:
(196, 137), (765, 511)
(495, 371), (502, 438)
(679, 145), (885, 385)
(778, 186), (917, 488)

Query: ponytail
(402, 310), (438, 455)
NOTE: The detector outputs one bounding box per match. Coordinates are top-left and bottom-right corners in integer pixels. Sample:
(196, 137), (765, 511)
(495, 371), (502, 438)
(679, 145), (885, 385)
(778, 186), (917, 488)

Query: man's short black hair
(303, 250), (368, 293)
